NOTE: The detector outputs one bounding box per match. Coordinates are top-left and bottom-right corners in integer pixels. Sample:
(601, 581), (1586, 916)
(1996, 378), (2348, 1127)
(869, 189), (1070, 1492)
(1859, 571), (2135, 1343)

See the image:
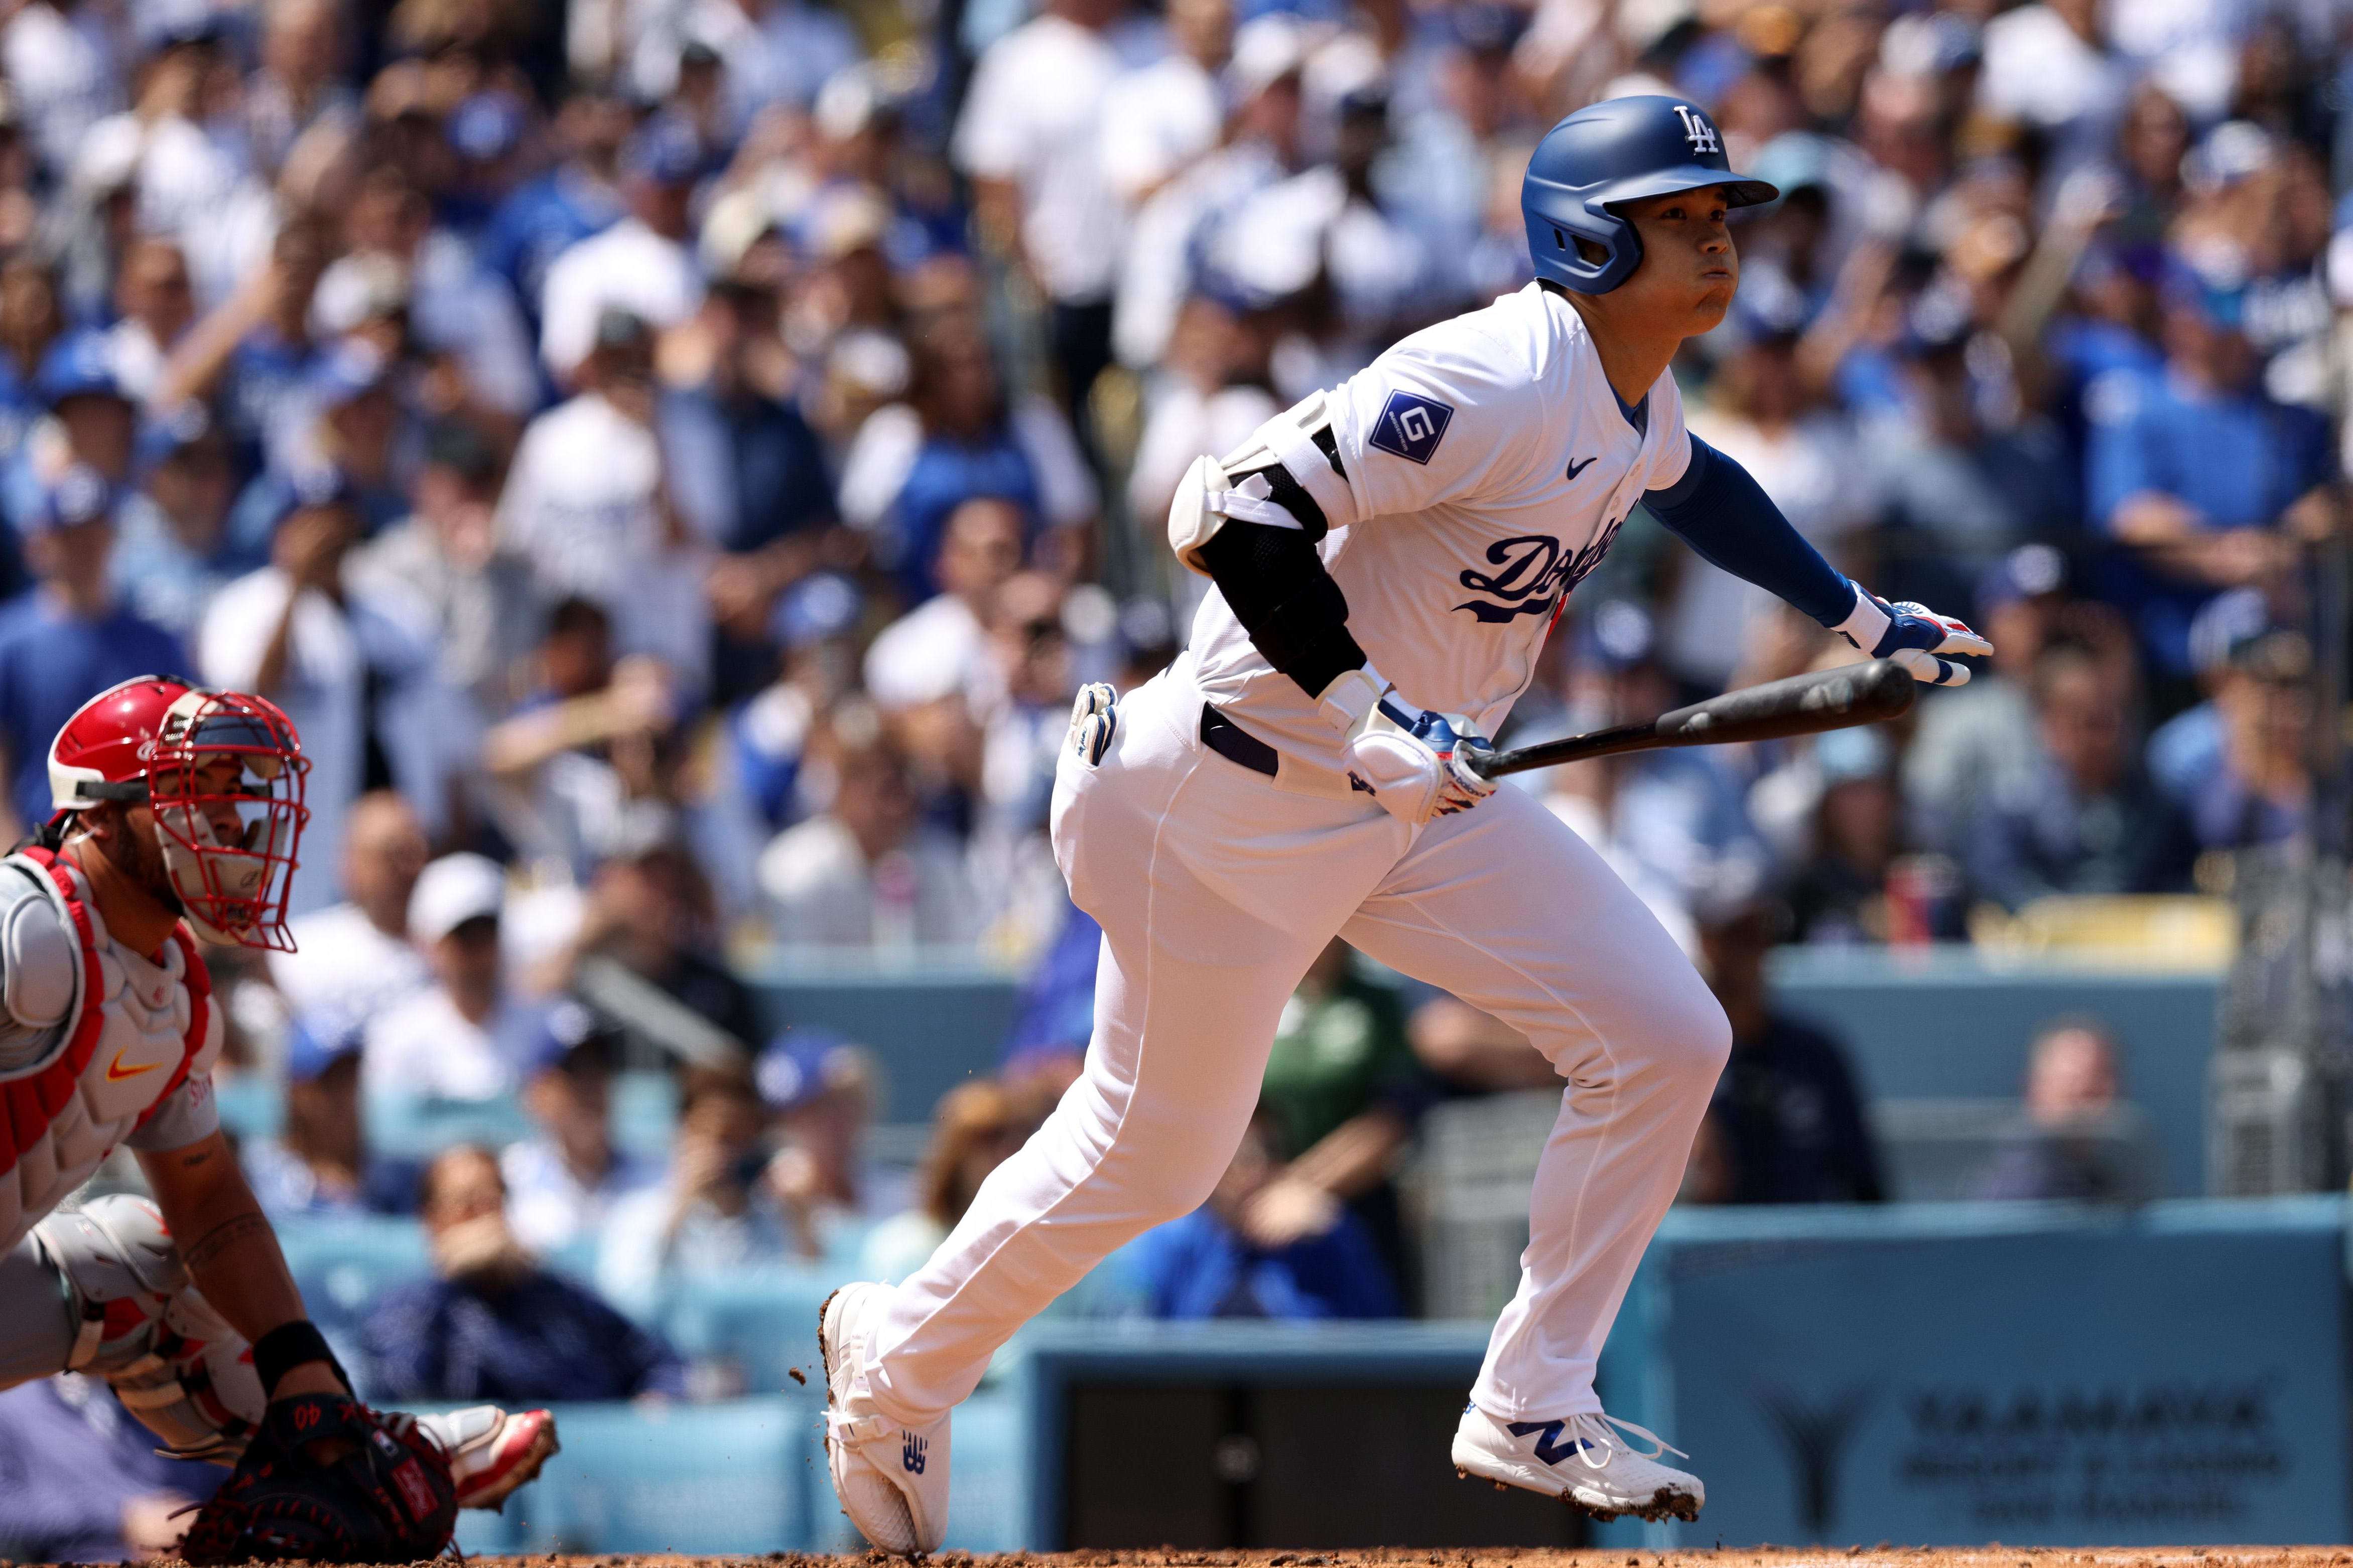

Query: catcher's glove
(181, 1394), (460, 1564)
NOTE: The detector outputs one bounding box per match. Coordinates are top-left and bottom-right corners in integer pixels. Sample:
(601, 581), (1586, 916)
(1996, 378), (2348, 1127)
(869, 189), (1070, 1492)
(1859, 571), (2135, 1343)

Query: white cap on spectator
(409, 853), (506, 944)
(1225, 16), (1309, 101)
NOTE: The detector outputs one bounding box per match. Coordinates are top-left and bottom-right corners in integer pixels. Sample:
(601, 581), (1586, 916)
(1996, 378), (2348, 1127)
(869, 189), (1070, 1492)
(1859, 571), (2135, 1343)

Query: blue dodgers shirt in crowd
(1126, 1205), (1401, 1321)
(0, 595), (184, 828)
(360, 1267), (689, 1403)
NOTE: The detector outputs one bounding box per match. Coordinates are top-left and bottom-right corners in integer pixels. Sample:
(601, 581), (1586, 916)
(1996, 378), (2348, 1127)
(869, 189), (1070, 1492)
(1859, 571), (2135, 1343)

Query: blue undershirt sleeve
(1642, 436), (1855, 628)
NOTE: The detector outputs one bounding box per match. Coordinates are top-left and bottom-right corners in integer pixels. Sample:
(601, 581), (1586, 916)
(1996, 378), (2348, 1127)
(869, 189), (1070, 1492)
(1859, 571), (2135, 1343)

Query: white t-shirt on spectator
(199, 566), (446, 914)
(537, 216), (703, 378)
(498, 390), (711, 686)
(758, 817), (980, 949)
(1975, 5), (2127, 164)
(500, 1136), (665, 1255)
(952, 13), (1125, 303)
(268, 902), (433, 1045)
(836, 396), (1100, 548)
(862, 594), (994, 711)
(1100, 53), (1221, 207)
(4, 3), (117, 181)
(362, 987), (522, 1103)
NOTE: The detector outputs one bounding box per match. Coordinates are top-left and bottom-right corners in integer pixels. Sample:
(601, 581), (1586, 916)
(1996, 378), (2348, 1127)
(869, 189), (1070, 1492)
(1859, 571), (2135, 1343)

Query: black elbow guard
(1198, 518), (1367, 699)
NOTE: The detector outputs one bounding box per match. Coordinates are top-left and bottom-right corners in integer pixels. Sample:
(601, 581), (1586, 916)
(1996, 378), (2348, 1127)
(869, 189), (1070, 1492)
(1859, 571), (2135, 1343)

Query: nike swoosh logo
(105, 1050), (164, 1082)
(1565, 456), (1597, 481)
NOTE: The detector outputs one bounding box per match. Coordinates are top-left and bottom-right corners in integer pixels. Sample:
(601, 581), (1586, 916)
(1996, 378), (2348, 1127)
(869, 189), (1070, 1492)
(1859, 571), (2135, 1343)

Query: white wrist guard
(1831, 580), (1890, 654)
(1316, 665), (1391, 737)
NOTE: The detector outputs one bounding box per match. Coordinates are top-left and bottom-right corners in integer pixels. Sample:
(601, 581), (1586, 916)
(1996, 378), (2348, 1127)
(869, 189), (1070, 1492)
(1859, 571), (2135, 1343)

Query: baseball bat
(1468, 658), (1917, 780)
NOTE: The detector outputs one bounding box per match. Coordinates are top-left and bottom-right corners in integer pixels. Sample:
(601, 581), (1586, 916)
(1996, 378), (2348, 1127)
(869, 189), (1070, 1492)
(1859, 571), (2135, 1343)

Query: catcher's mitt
(181, 1394), (460, 1564)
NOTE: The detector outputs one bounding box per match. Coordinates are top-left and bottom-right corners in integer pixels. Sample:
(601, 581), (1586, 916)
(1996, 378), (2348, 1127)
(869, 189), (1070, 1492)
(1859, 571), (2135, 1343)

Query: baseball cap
(1975, 542), (2067, 620)
(35, 331), (128, 408)
(754, 1028), (863, 1115)
(22, 464), (113, 535)
(2187, 586), (2272, 676)
(307, 338), (395, 410)
(448, 91), (527, 163)
(264, 464), (358, 533)
(284, 1014), (364, 1082)
(409, 852), (506, 944)
(520, 998), (623, 1079)
(1815, 724), (1892, 787)
(1576, 600), (1657, 674)
(1225, 16), (1310, 100)
(771, 572), (861, 649)
(310, 256), (410, 339)
(620, 118), (704, 187)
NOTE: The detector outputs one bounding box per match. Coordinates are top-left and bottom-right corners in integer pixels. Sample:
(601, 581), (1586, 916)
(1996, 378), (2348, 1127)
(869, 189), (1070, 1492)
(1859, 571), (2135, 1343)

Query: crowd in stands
(0, 0), (2337, 1546)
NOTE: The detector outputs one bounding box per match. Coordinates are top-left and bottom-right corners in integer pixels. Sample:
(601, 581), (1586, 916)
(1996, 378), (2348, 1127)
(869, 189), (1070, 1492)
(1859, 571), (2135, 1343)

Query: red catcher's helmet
(48, 675), (310, 951)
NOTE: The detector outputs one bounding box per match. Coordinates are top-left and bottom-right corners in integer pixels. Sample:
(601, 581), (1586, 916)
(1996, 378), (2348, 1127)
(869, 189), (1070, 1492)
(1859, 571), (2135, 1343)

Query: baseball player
(0, 675), (558, 1562)
(822, 96), (1991, 1549)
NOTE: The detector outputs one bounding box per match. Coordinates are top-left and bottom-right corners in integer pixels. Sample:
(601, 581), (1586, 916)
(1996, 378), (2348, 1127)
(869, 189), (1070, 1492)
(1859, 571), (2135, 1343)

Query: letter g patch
(1369, 391), (1454, 465)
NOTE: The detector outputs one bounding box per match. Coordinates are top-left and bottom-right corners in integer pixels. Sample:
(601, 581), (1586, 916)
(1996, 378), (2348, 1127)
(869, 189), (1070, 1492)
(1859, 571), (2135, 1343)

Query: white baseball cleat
(1452, 1402), (1704, 1522)
(820, 1282), (950, 1555)
(415, 1404), (561, 1511)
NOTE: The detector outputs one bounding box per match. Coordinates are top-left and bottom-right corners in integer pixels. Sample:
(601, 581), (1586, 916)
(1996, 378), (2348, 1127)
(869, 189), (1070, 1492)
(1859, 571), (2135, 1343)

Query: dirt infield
(246, 1550), (2353, 1568)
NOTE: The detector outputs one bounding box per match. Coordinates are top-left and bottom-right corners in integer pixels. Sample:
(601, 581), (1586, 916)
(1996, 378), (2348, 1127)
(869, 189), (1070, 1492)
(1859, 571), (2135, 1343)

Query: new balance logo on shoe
(903, 1433), (928, 1474)
(1509, 1419), (1597, 1467)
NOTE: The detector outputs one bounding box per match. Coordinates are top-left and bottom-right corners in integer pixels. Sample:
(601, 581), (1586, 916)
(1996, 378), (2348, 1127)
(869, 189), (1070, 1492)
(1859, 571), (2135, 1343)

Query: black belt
(1200, 704), (1278, 778)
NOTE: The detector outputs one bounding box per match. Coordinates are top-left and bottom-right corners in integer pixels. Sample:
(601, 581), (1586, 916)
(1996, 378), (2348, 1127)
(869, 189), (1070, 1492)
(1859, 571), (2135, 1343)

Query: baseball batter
(822, 96), (1991, 1550)
(0, 676), (556, 1562)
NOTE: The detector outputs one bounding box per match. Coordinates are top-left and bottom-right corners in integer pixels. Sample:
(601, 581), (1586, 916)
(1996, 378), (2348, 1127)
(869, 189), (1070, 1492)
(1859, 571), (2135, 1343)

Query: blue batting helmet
(1522, 96), (1779, 295)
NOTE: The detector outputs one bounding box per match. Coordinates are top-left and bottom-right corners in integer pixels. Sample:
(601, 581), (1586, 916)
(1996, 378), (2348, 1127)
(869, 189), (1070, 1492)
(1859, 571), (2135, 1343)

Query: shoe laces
(1560, 1411), (1687, 1470)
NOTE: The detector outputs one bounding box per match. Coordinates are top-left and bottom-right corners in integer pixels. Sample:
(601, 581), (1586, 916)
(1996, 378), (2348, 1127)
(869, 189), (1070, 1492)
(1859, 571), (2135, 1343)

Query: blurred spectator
(112, 410), (249, 641)
(242, 1018), (417, 1217)
(723, 573), (863, 834)
(954, 0), (1126, 433)
(499, 309), (708, 684)
(363, 853), (525, 1102)
(837, 321), (1097, 605)
(554, 839), (764, 1046)
(757, 699), (979, 948)
(1685, 891), (1883, 1205)
(1968, 643), (2198, 910)
(347, 420), (534, 715)
(0, 1374), (223, 1563)
(864, 494), (1021, 716)
(198, 475), (446, 911)
(2146, 585), (2268, 813)
(538, 123), (704, 383)
(599, 1066), (798, 1315)
(478, 84), (631, 321)
(269, 790), (433, 1048)
(664, 277), (839, 701)
(1255, 940), (1428, 1273)
(481, 600), (683, 882)
(105, 236), (194, 403)
(2172, 625), (2315, 851)
(0, 463), (183, 841)
(970, 569), (1082, 950)
(1777, 728), (1926, 947)
(500, 1001), (663, 1254)
(755, 1031), (878, 1255)
(1100, 0), (1228, 212)
(1970, 1017), (2132, 1201)
(2086, 277), (2330, 677)
(362, 1145), (687, 1403)
(1126, 1105), (1400, 1320)
(862, 1079), (1035, 1284)
(10, 330), (139, 532)
(1540, 604), (1769, 951)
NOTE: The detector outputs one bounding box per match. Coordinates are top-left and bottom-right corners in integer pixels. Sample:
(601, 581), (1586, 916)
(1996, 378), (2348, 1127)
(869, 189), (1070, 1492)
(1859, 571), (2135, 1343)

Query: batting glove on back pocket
(1068, 682), (1118, 766)
(1318, 667), (1498, 825)
(1833, 582), (1994, 686)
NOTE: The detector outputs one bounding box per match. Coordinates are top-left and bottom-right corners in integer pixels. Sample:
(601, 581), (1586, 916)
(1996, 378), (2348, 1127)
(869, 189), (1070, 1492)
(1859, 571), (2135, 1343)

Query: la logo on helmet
(1673, 105), (1720, 155)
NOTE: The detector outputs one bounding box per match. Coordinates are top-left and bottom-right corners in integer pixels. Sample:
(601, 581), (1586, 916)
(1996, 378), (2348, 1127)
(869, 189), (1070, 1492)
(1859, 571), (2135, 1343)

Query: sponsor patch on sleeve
(1368, 390), (1455, 465)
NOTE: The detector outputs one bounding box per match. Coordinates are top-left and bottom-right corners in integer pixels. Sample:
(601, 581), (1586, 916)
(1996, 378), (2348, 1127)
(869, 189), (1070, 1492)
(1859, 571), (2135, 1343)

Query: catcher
(0, 676), (557, 1561)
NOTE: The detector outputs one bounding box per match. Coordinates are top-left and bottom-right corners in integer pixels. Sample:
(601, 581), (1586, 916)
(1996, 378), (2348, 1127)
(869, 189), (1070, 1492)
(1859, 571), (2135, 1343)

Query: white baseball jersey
(1187, 280), (1694, 790)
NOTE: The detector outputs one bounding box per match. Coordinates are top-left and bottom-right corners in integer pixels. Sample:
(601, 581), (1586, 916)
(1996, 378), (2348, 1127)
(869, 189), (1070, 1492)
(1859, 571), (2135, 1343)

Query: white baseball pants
(861, 664), (1730, 1424)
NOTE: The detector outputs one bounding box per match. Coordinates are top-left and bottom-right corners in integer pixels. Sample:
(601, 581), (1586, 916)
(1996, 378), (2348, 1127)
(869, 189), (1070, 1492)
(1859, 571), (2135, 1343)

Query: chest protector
(0, 847), (217, 1252)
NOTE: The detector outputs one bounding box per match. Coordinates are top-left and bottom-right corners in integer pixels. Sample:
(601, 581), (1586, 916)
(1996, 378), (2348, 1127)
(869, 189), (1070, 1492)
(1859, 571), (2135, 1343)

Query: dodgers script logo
(1455, 516), (1627, 624)
(1673, 104), (1720, 155)
(1369, 391), (1454, 465)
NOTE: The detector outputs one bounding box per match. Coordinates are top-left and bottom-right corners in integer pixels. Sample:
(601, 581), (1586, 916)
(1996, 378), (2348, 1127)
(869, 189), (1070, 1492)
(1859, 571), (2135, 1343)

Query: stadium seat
(655, 1266), (841, 1395)
(365, 1092), (535, 1159)
(442, 1395), (820, 1554)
